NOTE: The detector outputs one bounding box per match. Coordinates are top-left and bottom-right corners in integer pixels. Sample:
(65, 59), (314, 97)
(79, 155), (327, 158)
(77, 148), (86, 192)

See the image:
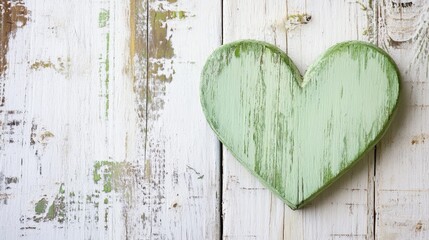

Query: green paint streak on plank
(59, 183), (65, 194)
(92, 161), (135, 196)
(99, 9), (110, 28)
(46, 202), (56, 220)
(201, 40), (400, 209)
(105, 32), (110, 118)
(33, 189), (66, 223)
(93, 162), (102, 183)
(98, 8), (110, 119)
(44, 196), (66, 223)
(34, 198), (48, 214)
(103, 181), (112, 193)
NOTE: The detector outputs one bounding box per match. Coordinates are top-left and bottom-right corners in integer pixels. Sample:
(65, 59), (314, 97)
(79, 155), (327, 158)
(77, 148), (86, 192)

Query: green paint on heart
(200, 40), (400, 209)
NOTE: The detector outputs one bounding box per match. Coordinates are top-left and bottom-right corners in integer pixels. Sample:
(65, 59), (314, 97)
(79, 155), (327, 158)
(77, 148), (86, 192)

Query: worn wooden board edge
(200, 39), (401, 210)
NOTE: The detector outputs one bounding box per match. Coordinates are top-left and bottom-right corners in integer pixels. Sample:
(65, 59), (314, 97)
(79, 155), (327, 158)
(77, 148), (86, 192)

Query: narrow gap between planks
(373, 1), (379, 238)
(373, 146), (377, 240)
(219, 1), (224, 239)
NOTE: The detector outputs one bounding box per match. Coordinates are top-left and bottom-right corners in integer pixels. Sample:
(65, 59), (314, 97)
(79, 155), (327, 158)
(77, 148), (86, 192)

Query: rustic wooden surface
(0, 0), (428, 239)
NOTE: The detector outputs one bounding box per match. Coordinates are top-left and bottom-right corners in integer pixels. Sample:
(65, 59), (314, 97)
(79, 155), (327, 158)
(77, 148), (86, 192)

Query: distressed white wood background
(0, 0), (428, 239)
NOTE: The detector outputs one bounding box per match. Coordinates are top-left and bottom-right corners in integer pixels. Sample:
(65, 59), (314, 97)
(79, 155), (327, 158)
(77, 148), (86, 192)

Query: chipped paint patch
(34, 198), (48, 215)
(0, 0), (29, 115)
(129, 0), (148, 140)
(0, 0), (29, 76)
(0, 173), (17, 204)
(39, 131), (54, 144)
(45, 195), (66, 223)
(30, 61), (54, 70)
(284, 13), (311, 31)
(5, 176), (18, 184)
(147, 4), (190, 119)
(416, 221), (423, 232)
(411, 134), (429, 145)
(28, 120), (55, 173)
(32, 184), (66, 223)
(148, 9), (178, 60)
(29, 120), (55, 146)
(0, 110), (24, 147)
(29, 58), (71, 75)
(92, 161), (136, 200)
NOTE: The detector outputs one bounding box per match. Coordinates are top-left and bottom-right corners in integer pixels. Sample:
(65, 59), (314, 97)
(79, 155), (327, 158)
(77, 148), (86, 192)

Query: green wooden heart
(200, 40), (400, 210)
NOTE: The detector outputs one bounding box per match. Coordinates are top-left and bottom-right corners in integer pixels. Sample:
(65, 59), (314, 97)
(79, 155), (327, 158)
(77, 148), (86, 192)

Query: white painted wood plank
(2, 0), (428, 239)
(375, 1), (429, 239)
(142, 0), (222, 239)
(1, 1), (137, 238)
(0, 0), (222, 239)
(222, 1), (375, 239)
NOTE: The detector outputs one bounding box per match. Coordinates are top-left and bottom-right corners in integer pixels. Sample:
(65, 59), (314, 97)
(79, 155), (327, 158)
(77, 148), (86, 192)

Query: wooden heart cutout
(200, 40), (400, 209)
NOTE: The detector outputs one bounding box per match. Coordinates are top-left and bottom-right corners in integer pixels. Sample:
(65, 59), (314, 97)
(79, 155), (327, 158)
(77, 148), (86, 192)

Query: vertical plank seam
(219, 142), (224, 240)
(373, 0), (379, 239)
(373, 146), (377, 240)
(220, 1), (224, 239)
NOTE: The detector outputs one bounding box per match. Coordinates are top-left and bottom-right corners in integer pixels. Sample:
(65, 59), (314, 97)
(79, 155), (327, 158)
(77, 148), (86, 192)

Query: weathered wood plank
(0, 0), (222, 239)
(1, 1), (138, 238)
(375, 1), (429, 239)
(1, 0), (428, 239)
(142, 0), (222, 239)
(222, 0), (377, 238)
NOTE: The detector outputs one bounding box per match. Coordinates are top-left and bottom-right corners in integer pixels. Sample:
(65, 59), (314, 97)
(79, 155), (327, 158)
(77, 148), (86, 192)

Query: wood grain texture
(142, 0), (222, 239)
(0, 0), (428, 239)
(0, 0), (221, 239)
(201, 40), (399, 209)
(375, 0), (429, 239)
